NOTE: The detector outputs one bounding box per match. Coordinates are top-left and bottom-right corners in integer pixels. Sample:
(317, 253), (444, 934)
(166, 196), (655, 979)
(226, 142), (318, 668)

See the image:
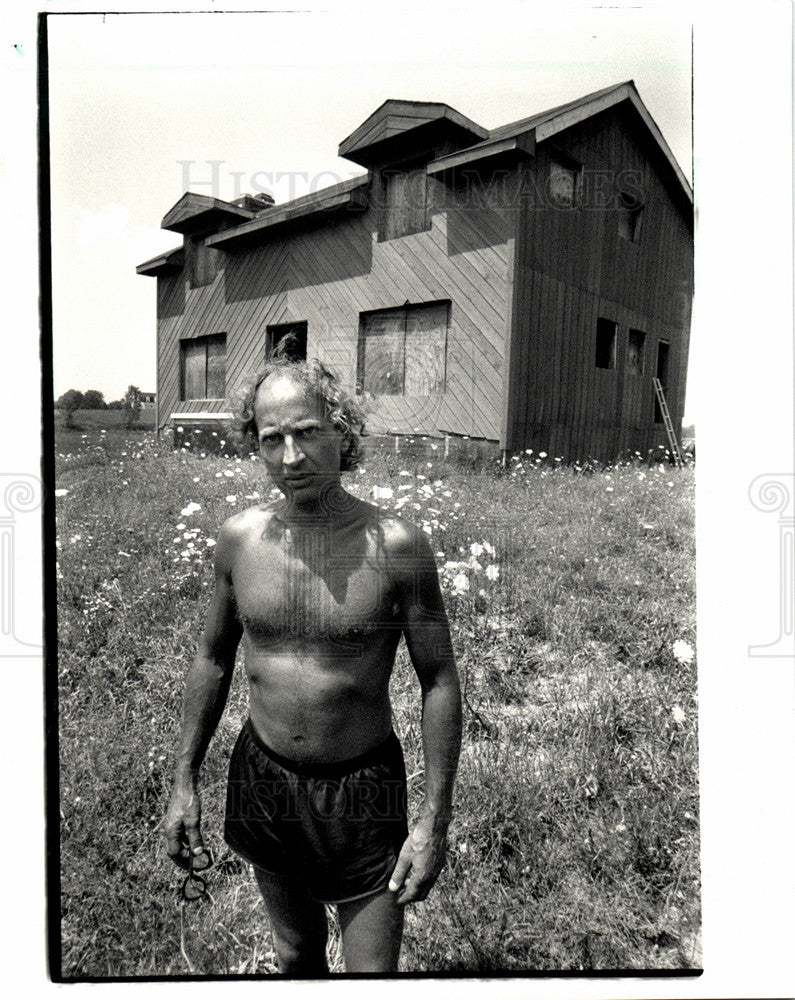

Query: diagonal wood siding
(156, 171), (515, 441)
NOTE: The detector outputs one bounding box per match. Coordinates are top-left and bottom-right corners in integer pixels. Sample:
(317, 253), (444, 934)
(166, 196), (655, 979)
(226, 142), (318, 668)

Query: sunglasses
(181, 847), (214, 903)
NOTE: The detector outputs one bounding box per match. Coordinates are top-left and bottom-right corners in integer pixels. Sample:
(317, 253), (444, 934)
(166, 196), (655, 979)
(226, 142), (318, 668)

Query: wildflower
(225, 495), (237, 504)
(539, 451), (547, 459)
(485, 565), (500, 581)
(54, 488), (69, 498)
(180, 502), (201, 517)
(176, 426), (184, 433)
(482, 541), (495, 556)
(224, 470), (234, 478)
(671, 705), (686, 724)
(451, 573), (469, 595)
(372, 486), (394, 500)
(176, 523), (186, 530)
(672, 639), (695, 664)
(399, 470), (411, 477)
(205, 539), (216, 547)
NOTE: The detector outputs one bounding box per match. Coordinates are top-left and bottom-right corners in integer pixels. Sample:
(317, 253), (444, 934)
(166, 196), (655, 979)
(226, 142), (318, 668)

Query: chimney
(233, 192), (276, 213)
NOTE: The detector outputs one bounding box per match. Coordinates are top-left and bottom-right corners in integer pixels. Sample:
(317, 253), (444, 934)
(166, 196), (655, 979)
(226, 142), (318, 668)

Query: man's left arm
(388, 526), (462, 906)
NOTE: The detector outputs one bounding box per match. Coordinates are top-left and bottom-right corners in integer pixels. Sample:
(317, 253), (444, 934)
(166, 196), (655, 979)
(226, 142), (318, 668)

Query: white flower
(469, 542), (484, 558)
(205, 538), (216, 547)
(175, 523), (186, 530)
(485, 564), (500, 581)
(54, 488), (69, 497)
(671, 705), (686, 724)
(482, 541), (495, 556)
(372, 486), (394, 500)
(224, 470), (234, 477)
(180, 502), (201, 517)
(539, 451), (547, 459)
(672, 639), (695, 664)
(451, 573), (470, 594)
(225, 495), (237, 504)
(399, 470), (411, 477)
(176, 426), (184, 433)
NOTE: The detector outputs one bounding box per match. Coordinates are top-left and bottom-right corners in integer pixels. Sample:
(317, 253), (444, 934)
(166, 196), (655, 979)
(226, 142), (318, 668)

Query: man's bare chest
(232, 533), (399, 643)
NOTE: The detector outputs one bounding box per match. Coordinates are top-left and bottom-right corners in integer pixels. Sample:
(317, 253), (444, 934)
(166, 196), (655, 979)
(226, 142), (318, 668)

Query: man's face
(253, 373), (344, 506)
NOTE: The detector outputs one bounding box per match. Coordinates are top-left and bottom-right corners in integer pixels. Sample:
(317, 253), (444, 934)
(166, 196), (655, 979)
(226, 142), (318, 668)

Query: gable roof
(161, 193), (258, 234)
(488, 80), (691, 204)
(338, 99), (488, 165)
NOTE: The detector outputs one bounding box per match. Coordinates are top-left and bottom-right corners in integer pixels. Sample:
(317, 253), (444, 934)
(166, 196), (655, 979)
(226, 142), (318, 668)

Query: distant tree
(56, 389), (84, 428)
(106, 399), (124, 410)
(123, 385), (143, 428)
(82, 389), (106, 410)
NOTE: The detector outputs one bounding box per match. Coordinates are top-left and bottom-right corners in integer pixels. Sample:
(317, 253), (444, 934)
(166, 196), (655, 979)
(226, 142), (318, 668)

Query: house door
(266, 322), (308, 360)
(653, 340), (670, 424)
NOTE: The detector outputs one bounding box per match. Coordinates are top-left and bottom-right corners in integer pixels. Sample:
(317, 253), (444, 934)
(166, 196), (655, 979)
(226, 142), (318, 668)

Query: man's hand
(164, 779), (206, 871)
(388, 816), (448, 905)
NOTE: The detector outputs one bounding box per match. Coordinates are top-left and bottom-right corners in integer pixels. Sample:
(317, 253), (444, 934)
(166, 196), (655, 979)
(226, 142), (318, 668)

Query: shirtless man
(164, 356), (462, 974)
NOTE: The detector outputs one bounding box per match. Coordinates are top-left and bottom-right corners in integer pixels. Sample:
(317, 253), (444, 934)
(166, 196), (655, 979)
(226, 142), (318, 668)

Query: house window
(595, 318), (617, 370)
(358, 301), (449, 395)
(266, 322), (307, 360)
(188, 236), (220, 288)
(617, 191), (644, 242)
(654, 340), (671, 423)
(627, 329), (646, 375)
(180, 333), (226, 399)
(549, 156), (580, 209)
(379, 167), (429, 241)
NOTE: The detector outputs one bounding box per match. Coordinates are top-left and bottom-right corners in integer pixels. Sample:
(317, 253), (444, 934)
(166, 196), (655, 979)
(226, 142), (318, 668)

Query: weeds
(55, 425), (699, 975)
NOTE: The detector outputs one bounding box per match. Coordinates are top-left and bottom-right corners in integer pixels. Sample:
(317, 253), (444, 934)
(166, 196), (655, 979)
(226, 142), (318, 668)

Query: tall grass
(55, 425), (699, 976)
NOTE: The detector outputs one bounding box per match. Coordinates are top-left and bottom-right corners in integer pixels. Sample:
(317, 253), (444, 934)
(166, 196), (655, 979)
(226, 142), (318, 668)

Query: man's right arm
(164, 520), (243, 869)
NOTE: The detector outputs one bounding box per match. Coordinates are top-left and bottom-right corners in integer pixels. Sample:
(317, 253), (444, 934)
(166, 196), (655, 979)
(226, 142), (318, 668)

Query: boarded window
(627, 329), (646, 375)
(180, 333), (226, 399)
(549, 157), (580, 209)
(380, 167), (428, 241)
(595, 318), (617, 370)
(358, 302), (448, 396)
(188, 237), (220, 288)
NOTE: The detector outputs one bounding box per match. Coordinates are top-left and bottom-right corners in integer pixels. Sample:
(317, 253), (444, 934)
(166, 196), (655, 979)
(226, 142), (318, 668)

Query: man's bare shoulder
(216, 501), (281, 547)
(368, 506), (434, 564)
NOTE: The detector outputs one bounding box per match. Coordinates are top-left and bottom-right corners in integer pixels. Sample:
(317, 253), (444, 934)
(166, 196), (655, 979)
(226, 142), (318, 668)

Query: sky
(47, 6), (695, 412)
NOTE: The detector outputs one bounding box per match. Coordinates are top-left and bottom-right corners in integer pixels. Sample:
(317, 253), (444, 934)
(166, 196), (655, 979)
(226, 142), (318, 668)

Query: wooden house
(136, 81), (693, 462)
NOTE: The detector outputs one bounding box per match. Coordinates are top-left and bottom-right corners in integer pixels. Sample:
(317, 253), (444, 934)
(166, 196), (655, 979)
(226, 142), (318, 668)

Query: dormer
(339, 100), (487, 242)
(338, 99), (488, 168)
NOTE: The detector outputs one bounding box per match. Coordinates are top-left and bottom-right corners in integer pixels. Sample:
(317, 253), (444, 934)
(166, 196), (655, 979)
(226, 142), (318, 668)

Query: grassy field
(55, 424), (699, 976)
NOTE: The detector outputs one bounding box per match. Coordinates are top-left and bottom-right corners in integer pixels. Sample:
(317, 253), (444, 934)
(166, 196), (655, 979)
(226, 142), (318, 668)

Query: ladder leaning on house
(653, 378), (684, 467)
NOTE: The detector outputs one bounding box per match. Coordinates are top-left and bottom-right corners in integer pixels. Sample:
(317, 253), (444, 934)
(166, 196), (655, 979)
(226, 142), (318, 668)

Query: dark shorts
(224, 719), (408, 904)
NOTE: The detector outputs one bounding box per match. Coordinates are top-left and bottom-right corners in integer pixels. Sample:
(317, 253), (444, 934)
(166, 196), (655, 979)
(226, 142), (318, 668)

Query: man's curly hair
(228, 351), (367, 472)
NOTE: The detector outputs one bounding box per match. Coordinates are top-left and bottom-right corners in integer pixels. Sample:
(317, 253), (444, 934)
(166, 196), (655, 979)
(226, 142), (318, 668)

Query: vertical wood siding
(505, 105), (693, 462)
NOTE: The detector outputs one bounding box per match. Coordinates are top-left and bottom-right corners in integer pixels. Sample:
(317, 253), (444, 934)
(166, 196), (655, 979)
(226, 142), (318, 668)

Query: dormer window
(379, 165), (429, 241)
